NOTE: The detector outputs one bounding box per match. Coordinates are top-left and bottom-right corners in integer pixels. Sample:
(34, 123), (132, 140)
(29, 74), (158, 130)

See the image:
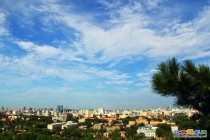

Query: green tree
(110, 129), (122, 140)
(156, 124), (173, 139)
(156, 128), (165, 137)
(125, 126), (137, 138)
(152, 58), (210, 115)
(173, 115), (199, 130)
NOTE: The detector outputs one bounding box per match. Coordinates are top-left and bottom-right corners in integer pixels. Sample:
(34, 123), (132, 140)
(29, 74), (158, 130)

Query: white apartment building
(61, 122), (78, 130)
(137, 127), (156, 138)
(47, 122), (65, 130)
(12, 110), (21, 115)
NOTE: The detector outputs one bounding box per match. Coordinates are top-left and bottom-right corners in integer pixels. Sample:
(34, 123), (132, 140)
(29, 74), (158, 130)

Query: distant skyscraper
(98, 108), (105, 115)
(57, 105), (63, 113)
(85, 110), (93, 118)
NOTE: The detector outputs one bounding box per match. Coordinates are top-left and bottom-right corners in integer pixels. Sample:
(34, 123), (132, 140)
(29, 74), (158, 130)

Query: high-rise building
(98, 108), (105, 115)
(85, 110), (93, 118)
(57, 105), (63, 113)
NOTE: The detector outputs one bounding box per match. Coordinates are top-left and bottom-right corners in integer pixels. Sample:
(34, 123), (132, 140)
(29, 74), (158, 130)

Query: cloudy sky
(0, 0), (210, 109)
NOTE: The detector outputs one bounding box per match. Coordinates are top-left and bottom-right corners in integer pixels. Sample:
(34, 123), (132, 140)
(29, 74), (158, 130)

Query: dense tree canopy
(152, 58), (210, 115)
(156, 123), (172, 139)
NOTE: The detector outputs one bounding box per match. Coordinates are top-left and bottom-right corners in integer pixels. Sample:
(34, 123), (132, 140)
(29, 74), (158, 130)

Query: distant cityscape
(0, 105), (199, 139)
(0, 105), (197, 118)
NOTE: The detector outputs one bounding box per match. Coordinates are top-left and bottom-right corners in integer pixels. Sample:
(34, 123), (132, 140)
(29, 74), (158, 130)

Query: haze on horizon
(0, 0), (210, 109)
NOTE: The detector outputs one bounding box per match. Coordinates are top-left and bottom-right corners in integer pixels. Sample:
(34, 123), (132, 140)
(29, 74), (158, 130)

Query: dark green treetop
(152, 58), (210, 115)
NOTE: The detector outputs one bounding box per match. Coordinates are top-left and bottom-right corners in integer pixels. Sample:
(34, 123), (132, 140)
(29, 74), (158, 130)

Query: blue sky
(0, 0), (210, 109)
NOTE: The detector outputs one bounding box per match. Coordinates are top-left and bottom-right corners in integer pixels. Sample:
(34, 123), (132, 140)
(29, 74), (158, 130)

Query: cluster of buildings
(47, 121), (78, 130)
(0, 106), (197, 119)
(0, 106), (198, 138)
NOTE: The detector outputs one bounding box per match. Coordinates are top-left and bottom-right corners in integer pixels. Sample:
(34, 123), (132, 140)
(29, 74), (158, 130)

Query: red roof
(15, 130), (24, 133)
(100, 117), (118, 120)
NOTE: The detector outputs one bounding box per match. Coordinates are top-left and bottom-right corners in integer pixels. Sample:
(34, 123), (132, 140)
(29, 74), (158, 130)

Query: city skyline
(0, 0), (210, 109)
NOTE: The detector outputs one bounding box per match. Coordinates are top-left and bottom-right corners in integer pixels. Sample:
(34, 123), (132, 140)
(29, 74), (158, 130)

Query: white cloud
(5, 1), (210, 63)
(0, 12), (8, 35)
(85, 66), (132, 86)
(4, 1), (210, 89)
(16, 41), (35, 50)
(2, 1), (210, 82)
(144, 0), (162, 9)
(0, 36), (134, 88)
(195, 6), (210, 32)
(43, 1), (210, 63)
(0, 47), (133, 88)
(16, 41), (85, 62)
(35, 46), (61, 58)
(0, 52), (91, 87)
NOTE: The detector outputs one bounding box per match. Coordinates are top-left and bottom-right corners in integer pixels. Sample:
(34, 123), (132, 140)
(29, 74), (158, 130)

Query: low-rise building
(137, 126), (156, 138)
(78, 118), (86, 123)
(47, 122), (65, 130)
(150, 120), (167, 126)
(61, 122), (78, 130)
(12, 110), (21, 115)
(105, 124), (123, 131)
(128, 121), (136, 126)
(119, 114), (129, 119)
(93, 123), (102, 130)
(136, 118), (148, 125)
(59, 114), (67, 122)
(79, 125), (87, 130)
(100, 116), (118, 122)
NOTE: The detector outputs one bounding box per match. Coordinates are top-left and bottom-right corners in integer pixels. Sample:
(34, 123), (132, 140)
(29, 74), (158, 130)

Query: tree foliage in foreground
(156, 124), (173, 139)
(152, 58), (210, 115)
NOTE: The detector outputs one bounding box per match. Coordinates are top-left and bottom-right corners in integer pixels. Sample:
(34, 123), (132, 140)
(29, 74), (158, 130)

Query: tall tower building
(98, 108), (105, 115)
(85, 110), (93, 118)
(57, 105), (63, 113)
